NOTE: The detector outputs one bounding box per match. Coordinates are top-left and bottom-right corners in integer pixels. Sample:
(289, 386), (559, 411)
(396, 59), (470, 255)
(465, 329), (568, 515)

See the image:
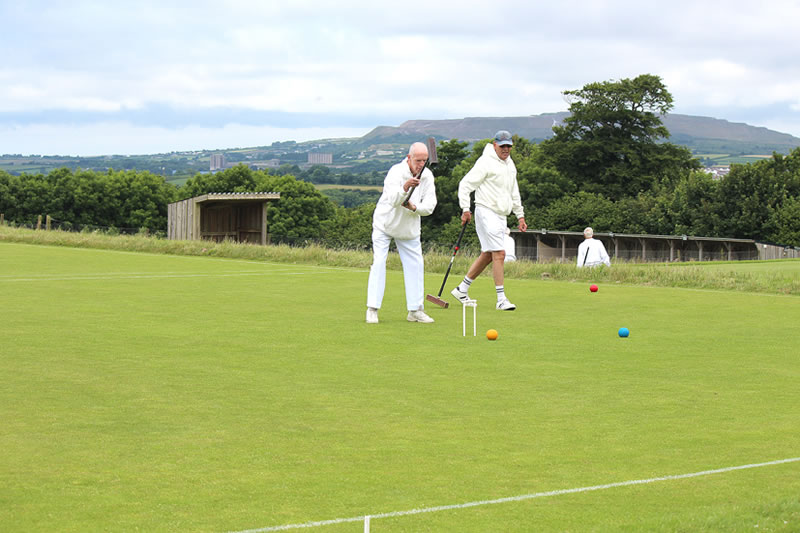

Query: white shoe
(366, 307), (379, 324)
(496, 299), (516, 311)
(451, 287), (470, 303)
(407, 310), (435, 323)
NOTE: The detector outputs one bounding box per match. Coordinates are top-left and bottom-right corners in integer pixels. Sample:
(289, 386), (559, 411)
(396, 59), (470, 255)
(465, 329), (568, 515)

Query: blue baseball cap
(494, 130), (513, 146)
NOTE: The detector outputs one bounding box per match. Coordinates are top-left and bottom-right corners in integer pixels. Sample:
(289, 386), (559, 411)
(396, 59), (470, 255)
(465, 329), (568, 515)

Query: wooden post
(0, 213), (4, 225)
(46, 215), (52, 230)
(36, 215), (42, 230)
(535, 234), (542, 263)
(261, 202), (268, 246)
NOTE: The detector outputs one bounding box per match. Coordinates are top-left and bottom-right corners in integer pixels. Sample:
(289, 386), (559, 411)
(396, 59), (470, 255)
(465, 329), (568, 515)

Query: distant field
(2, 241), (798, 532)
(316, 184), (383, 191)
(696, 153), (772, 165)
(0, 163), (62, 174)
(165, 176), (191, 187)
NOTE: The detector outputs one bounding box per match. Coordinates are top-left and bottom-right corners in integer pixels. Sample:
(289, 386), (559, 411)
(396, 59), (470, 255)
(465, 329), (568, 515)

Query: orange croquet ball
(486, 329), (499, 341)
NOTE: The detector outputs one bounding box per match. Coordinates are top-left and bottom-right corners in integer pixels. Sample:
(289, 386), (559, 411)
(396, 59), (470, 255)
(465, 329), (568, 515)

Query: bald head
(406, 142), (429, 176)
(409, 142), (428, 158)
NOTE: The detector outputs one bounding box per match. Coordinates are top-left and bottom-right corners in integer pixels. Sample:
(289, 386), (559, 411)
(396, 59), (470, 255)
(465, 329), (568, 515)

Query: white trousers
(367, 228), (424, 311)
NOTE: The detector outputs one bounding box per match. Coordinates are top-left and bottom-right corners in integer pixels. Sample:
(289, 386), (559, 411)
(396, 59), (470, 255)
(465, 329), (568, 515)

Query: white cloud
(2, 0), (800, 154)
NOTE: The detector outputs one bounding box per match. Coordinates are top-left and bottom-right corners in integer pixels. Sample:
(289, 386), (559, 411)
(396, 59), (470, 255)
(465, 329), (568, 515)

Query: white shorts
(475, 205), (507, 252)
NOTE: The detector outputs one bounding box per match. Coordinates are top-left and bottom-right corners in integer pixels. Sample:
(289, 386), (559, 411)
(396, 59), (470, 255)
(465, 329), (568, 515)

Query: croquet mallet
(426, 222), (468, 309)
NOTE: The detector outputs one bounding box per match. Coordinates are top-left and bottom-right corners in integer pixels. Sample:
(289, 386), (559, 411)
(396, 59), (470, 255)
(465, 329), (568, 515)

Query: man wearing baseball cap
(451, 130), (527, 310)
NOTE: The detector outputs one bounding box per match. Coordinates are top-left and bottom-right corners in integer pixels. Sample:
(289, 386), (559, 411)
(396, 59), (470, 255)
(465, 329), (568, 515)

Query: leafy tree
(0, 170), (20, 221)
(14, 174), (52, 224)
(320, 203), (374, 248)
(712, 148), (800, 240)
(515, 142), (575, 211)
(179, 164), (258, 199)
(526, 192), (617, 233)
(664, 171), (719, 236)
(274, 164), (301, 176)
(115, 170), (178, 229)
(321, 188), (381, 208)
(253, 173), (336, 241)
(301, 164), (332, 184)
(767, 197), (800, 246)
(613, 193), (669, 234)
(433, 139), (469, 179)
(541, 74), (699, 200)
(0, 168), (176, 231)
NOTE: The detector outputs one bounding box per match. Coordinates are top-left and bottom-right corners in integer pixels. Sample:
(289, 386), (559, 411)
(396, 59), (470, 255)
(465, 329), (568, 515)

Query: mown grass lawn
(1, 241), (798, 532)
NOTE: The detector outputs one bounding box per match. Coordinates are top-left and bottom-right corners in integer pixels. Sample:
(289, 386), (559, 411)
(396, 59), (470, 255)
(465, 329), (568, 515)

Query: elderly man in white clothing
(366, 142), (437, 324)
(450, 130), (527, 311)
(576, 227), (611, 267)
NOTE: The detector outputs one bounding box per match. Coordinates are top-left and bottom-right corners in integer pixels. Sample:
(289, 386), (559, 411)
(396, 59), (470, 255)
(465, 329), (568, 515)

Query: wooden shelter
(509, 229), (779, 263)
(168, 192), (280, 245)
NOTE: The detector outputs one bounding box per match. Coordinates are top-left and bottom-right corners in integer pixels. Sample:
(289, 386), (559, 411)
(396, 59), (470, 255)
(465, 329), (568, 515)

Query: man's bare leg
(466, 251), (493, 280)
(490, 250), (506, 287)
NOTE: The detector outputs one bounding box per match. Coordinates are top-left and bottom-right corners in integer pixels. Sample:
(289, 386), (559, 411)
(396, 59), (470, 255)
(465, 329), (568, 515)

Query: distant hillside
(4, 113), (799, 177)
(362, 113), (800, 156)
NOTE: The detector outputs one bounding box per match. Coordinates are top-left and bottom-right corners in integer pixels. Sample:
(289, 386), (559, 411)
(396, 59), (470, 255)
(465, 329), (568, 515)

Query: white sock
(458, 276), (473, 293)
(496, 285), (506, 301)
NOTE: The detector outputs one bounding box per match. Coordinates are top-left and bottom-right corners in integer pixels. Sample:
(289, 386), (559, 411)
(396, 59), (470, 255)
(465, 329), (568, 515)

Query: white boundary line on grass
(0, 269), (342, 283)
(229, 457), (800, 533)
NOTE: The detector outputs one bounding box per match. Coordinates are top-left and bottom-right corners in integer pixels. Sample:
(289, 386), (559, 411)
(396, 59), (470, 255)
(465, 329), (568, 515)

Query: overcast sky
(2, 0), (799, 156)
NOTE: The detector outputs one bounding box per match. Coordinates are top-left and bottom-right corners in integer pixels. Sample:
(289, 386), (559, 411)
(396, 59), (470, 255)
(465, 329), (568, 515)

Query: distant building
(704, 165), (730, 180)
(210, 153), (226, 171)
(307, 153), (333, 165)
(251, 159), (281, 170)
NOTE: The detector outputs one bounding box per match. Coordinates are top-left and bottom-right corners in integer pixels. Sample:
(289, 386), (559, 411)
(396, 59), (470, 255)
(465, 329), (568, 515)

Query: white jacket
(372, 157), (437, 240)
(458, 143), (524, 219)
(577, 238), (611, 267)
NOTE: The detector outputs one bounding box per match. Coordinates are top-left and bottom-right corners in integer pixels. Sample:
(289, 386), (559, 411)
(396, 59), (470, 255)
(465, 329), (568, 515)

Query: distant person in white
(576, 227), (611, 267)
(366, 142), (437, 324)
(503, 227), (516, 262)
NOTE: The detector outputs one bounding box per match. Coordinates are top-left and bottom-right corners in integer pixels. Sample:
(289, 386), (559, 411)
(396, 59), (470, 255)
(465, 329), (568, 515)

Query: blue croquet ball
(618, 327), (630, 338)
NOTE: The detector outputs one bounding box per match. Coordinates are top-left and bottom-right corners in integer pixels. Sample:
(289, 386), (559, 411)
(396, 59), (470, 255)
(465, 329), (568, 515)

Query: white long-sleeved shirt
(457, 142), (524, 219)
(372, 157), (437, 240)
(577, 238), (611, 267)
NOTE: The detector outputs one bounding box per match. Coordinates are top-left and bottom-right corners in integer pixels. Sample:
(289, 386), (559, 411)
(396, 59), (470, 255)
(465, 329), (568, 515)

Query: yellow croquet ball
(486, 329), (498, 341)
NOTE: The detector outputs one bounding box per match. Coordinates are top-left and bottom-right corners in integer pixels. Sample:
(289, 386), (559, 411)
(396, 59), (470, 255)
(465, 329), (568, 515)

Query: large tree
(541, 74), (699, 200)
(712, 148), (800, 243)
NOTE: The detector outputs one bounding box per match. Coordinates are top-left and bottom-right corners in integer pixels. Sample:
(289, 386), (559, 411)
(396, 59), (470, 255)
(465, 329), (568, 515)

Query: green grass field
(2, 241), (799, 532)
